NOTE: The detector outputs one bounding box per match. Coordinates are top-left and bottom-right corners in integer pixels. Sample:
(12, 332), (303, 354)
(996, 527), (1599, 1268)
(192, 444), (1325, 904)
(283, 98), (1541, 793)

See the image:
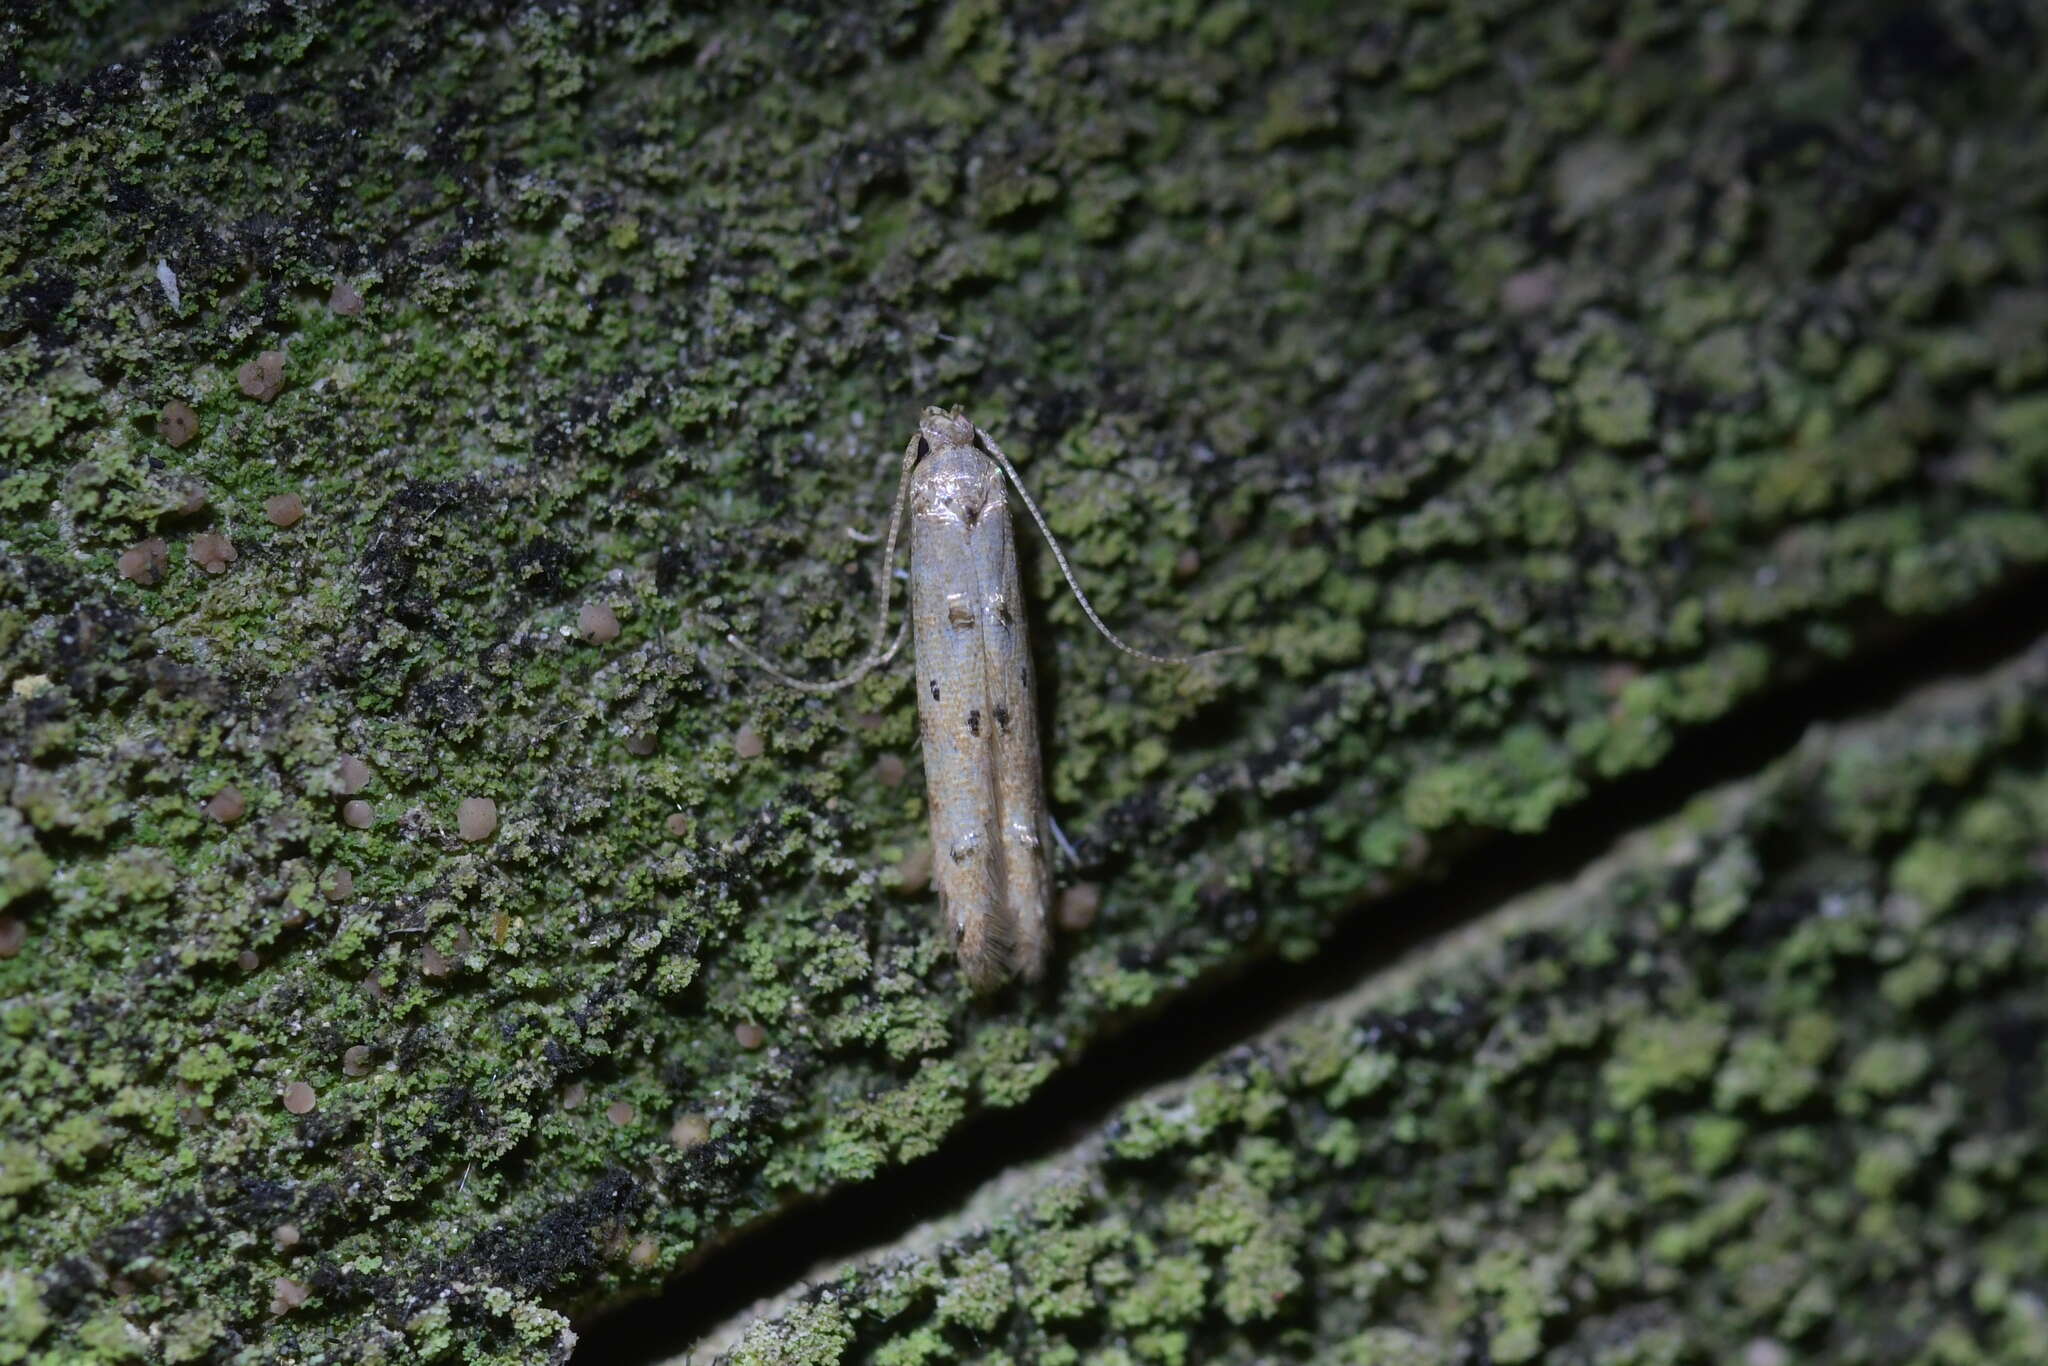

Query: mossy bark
(1, 2), (2045, 1362)
(713, 640), (2048, 1365)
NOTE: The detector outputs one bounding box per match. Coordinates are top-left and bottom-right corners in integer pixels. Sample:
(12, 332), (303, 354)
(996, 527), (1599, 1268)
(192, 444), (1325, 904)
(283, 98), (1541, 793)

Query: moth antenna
(973, 424), (1244, 666)
(1046, 810), (1078, 867)
(728, 438), (921, 692)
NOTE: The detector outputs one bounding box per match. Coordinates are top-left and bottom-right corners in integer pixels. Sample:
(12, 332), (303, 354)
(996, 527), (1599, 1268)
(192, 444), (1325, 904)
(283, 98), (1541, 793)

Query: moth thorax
(916, 450), (1003, 526)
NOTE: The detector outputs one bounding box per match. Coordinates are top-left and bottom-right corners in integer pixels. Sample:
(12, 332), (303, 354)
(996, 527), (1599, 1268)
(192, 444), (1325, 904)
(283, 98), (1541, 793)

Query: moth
(732, 407), (1234, 991)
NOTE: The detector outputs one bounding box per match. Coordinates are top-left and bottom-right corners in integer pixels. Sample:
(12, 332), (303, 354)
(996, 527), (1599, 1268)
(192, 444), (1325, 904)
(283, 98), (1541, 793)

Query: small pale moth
(732, 407), (1235, 991)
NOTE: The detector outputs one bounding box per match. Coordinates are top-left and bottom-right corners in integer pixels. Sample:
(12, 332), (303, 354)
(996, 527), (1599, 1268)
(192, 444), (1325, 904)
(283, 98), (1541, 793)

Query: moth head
(916, 405), (976, 459)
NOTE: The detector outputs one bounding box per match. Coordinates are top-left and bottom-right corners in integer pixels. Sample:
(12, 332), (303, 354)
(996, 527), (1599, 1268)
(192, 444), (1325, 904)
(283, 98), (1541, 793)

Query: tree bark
(1, 2), (2045, 1361)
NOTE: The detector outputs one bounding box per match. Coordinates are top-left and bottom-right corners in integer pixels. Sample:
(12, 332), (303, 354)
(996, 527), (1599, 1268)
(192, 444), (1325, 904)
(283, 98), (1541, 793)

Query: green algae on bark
(3, 1), (2048, 1361)
(712, 640), (2048, 1365)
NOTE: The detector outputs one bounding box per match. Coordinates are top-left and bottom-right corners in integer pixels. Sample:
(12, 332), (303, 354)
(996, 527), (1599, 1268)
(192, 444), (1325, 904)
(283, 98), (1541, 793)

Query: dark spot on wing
(1020, 664), (1029, 690)
(916, 436), (930, 460)
(968, 709), (980, 736)
(994, 705), (1010, 731)
(929, 678), (939, 701)
(995, 598), (1012, 627)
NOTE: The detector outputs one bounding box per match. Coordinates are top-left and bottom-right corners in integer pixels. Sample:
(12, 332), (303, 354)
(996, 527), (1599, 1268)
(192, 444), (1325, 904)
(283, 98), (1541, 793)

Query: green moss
(727, 1300), (857, 1366)
(4, 1), (2048, 1361)
(715, 649), (2048, 1361)
(933, 1247), (1013, 1334)
(1844, 1039), (1933, 1108)
(0, 1268), (49, 1364)
(1602, 1008), (1730, 1110)
(1106, 1253), (1206, 1332)
(1687, 1115), (1747, 1175)
(1689, 838), (1760, 933)
(1571, 369), (1658, 449)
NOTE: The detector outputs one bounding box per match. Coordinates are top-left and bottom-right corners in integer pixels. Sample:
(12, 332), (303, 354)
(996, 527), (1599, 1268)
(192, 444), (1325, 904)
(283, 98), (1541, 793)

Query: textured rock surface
(712, 642), (2048, 1365)
(2, 2), (2047, 1361)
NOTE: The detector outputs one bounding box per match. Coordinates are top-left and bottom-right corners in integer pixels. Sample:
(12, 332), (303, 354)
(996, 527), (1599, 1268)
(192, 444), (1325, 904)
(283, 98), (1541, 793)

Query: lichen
(2, 2), (2047, 1362)
(714, 641), (2048, 1362)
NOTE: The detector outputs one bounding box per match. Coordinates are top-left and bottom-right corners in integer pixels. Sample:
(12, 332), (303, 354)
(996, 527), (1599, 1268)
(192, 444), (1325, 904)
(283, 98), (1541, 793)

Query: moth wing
(909, 476), (1008, 989)
(969, 470), (1051, 982)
